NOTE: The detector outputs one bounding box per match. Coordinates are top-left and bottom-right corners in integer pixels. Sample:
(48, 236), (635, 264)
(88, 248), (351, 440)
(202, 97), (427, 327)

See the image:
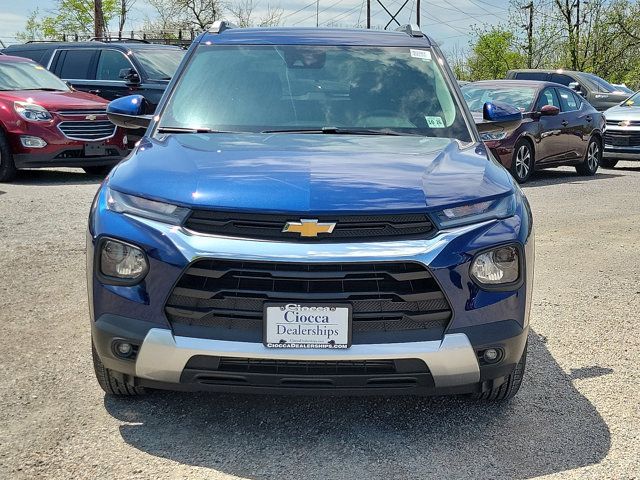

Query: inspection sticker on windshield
(425, 116), (445, 128)
(410, 49), (432, 61)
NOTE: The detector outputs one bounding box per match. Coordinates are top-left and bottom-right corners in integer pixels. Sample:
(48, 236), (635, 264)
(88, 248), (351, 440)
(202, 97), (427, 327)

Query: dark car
(88, 22), (534, 401)
(462, 80), (605, 183)
(0, 55), (127, 182)
(506, 69), (630, 111)
(2, 41), (185, 111)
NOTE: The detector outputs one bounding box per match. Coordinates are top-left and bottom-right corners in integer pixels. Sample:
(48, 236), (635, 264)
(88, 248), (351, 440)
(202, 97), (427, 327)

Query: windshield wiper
(156, 126), (243, 134)
(261, 127), (419, 136)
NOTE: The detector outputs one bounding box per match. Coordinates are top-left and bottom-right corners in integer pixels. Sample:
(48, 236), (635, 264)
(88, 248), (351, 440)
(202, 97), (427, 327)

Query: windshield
(0, 60), (69, 91)
(158, 44), (471, 140)
(462, 84), (536, 113)
(134, 49), (184, 80)
(579, 73), (618, 93)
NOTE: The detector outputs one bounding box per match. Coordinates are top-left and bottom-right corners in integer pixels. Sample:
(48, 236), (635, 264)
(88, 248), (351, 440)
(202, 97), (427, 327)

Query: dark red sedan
(0, 55), (128, 182)
(462, 80), (605, 183)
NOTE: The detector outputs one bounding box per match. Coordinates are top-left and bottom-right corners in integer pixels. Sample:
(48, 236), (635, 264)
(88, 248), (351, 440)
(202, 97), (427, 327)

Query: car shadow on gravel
(11, 168), (106, 186)
(103, 331), (611, 480)
(523, 169), (623, 188)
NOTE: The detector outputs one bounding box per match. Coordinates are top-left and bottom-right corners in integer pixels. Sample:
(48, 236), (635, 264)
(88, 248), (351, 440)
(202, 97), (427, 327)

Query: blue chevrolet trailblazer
(88, 22), (534, 400)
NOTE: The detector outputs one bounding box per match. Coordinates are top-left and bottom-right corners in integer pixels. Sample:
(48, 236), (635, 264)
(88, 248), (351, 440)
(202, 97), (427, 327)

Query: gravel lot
(0, 164), (638, 479)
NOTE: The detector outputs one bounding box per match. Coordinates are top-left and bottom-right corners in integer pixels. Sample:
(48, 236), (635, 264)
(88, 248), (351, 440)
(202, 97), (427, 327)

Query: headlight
(433, 194), (516, 229)
(106, 187), (190, 224)
(99, 238), (148, 282)
(470, 245), (520, 286)
(14, 101), (53, 122)
(481, 131), (508, 141)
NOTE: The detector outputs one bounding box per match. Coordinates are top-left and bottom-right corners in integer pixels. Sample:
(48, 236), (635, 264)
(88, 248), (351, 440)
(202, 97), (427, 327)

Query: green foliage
(466, 27), (526, 81)
(16, 0), (119, 40)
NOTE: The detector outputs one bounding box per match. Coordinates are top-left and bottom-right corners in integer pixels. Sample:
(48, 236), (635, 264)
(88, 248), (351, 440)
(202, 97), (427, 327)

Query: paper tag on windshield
(425, 116), (445, 128)
(410, 49), (432, 61)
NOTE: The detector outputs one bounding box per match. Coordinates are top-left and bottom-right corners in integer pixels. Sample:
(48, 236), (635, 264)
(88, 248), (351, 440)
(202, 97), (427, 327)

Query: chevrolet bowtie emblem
(282, 219), (336, 237)
(85, 114), (97, 121)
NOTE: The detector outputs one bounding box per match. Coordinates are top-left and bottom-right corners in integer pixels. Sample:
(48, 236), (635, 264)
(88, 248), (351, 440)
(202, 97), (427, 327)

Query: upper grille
(604, 131), (640, 147)
(183, 211), (435, 241)
(56, 109), (107, 116)
(165, 260), (452, 343)
(58, 120), (116, 141)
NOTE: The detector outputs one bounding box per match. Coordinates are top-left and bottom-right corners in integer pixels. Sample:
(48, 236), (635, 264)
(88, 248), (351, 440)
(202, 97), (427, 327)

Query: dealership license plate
(612, 136), (629, 146)
(264, 303), (351, 349)
(84, 142), (107, 156)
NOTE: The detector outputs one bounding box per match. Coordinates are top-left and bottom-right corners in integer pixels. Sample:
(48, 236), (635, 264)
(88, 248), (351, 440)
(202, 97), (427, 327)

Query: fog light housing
(470, 245), (520, 287)
(20, 135), (47, 148)
(99, 238), (148, 284)
(112, 340), (138, 359)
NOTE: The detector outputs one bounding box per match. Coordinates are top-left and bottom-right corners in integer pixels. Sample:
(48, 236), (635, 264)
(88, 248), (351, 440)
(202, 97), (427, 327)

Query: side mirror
(568, 82), (583, 95)
(476, 101), (522, 134)
(540, 105), (560, 116)
(119, 67), (141, 85)
(106, 95), (153, 130)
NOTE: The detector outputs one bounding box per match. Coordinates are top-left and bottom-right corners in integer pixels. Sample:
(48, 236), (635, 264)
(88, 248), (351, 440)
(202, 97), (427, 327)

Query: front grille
(218, 358), (399, 375)
(58, 120), (116, 141)
(56, 109), (106, 116)
(604, 131), (640, 147)
(184, 211), (435, 241)
(165, 260), (452, 342)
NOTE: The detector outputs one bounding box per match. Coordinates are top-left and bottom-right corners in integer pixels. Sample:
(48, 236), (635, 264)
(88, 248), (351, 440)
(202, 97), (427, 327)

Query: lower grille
(58, 120), (116, 141)
(604, 131), (640, 147)
(184, 211), (435, 241)
(165, 260), (452, 342)
(218, 358), (401, 375)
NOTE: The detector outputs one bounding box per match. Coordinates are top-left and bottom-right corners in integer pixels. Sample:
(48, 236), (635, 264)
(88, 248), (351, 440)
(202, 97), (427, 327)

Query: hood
(604, 103), (640, 120)
(0, 90), (108, 111)
(109, 133), (514, 214)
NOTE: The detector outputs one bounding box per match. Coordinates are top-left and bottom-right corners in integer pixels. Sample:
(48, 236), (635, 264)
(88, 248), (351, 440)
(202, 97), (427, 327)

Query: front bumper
(88, 188), (534, 395)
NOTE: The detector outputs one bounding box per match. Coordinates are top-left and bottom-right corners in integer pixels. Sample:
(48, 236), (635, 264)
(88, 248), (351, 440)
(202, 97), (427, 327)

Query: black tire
(600, 157), (618, 169)
(92, 342), (146, 396)
(576, 136), (601, 176)
(0, 129), (17, 183)
(510, 139), (534, 183)
(83, 165), (113, 176)
(474, 343), (527, 401)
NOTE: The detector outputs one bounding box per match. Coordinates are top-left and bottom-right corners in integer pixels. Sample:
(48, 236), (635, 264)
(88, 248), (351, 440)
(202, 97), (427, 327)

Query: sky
(0, 0), (511, 51)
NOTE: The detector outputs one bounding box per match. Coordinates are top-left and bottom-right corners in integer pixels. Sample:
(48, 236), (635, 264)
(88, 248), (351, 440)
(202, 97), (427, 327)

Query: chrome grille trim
(58, 120), (116, 141)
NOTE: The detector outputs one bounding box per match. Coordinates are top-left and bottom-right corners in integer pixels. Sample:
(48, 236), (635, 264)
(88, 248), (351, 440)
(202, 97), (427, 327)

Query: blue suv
(88, 23), (533, 400)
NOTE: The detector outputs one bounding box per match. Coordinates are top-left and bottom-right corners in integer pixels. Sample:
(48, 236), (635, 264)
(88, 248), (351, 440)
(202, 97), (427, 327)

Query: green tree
(466, 27), (526, 81)
(16, 0), (119, 40)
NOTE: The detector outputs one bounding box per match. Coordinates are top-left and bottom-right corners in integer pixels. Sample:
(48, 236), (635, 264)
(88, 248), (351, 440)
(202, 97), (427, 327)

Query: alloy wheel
(587, 141), (599, 172)
(515, 145), (531, 180)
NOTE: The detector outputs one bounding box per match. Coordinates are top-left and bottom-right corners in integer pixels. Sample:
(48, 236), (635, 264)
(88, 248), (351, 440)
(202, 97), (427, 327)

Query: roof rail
(396, 24), (424, 38)
(89, 37), (150, 43)
(209, 20), (237, 34)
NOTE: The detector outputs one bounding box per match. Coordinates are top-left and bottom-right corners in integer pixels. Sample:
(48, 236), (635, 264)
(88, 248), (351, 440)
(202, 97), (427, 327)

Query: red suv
(0, 55), (127, 182)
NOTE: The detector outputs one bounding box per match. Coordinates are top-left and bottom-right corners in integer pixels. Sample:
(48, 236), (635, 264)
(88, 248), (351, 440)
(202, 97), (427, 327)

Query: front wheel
(0, 130), (17, 183)
(600, 157), (618, 169)
(92, 342), (146, 396)
(576, 137), (601, 176)
(510, 140), (534, 183)
(473, 343), (527, 401)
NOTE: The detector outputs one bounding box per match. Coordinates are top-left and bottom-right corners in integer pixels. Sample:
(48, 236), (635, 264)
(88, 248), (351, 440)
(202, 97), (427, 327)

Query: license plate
(264, 303), (351, 349)
(85, 142), (106, 156)
(612, 136), (629, 146)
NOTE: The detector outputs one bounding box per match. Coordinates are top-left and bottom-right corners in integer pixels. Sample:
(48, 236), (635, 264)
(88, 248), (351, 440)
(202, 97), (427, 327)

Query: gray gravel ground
(0, 164), (638, 479)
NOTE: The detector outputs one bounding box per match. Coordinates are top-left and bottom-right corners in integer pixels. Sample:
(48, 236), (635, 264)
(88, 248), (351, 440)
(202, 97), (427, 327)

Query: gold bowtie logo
(282, 219), (336, 237)
(85, 114), (97, 121)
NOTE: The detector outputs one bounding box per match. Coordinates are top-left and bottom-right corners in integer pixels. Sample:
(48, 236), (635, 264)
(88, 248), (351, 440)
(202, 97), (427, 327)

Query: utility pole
(416, 0), (420, 26)
(94, 0), (105, 38)
(367, 0), (370, 28)
(316, 0), (319, 27)
(522, 2), (533, 68)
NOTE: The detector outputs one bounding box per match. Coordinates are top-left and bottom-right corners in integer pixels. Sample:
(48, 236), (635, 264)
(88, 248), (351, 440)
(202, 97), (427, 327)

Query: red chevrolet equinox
(0, 55), (127, 182)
